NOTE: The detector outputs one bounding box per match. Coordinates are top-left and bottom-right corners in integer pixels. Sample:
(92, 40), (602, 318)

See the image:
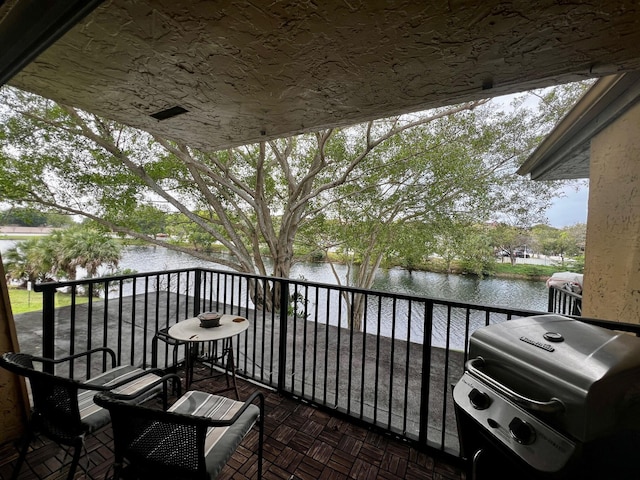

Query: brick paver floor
(0, 369), (466, 480)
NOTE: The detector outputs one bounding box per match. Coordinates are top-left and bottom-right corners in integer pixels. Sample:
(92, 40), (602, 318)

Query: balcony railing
(26, 267), (638, 460)
(548, 284), (583, 316)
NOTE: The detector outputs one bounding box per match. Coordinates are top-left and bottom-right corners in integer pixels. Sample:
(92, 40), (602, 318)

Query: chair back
(95, 393), (209, 479)
(0, 352), (86, 443)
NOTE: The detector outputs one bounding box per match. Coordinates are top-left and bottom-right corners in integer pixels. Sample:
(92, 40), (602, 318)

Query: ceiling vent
(150, 106), (188, 121)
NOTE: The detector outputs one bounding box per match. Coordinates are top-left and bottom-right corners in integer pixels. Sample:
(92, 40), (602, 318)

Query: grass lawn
(7, 287), (90, 315)
(491, 262), (565, 278)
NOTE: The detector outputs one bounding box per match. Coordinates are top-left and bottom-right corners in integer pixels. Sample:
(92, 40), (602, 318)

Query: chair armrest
(31, 347), (117, 369)
(153, 328), (187, 345)
(82, 367), (165, 390)
(202, 391), (264, 428)
(96, 373), (182, 405)
(154, 328), (171, 339)
(95, 388), (263, 432)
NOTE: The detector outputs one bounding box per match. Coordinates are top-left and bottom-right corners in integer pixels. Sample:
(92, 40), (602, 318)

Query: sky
(545, 183), (588, 227)
(490, 87), (591, 229)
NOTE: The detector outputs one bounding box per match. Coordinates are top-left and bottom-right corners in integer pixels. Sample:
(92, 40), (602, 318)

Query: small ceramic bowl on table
(198, 312), (221, 328)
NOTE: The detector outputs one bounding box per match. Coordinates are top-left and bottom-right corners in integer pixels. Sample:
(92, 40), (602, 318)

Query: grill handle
(466, 357), (565, 414)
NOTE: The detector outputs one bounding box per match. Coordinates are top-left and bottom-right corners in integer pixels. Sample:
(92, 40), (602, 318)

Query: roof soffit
(519, 72), (640, 181)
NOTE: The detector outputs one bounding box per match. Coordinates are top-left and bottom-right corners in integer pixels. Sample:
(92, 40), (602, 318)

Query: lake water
(116, 245), (549, 311)
(1, 240), (548, 311)
(120, 246), (550, 349)
(2, 241), (549, 348)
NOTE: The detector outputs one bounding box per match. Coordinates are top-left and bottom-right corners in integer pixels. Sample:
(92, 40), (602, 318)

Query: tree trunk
(346, 292), (367, 332)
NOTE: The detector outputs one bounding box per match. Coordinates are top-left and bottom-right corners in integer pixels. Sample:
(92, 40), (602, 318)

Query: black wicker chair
(151, 326), (187, 369)
(95, 379), (264, 480)
(151, 326), (227, 393)
(0, 348), (168, 480)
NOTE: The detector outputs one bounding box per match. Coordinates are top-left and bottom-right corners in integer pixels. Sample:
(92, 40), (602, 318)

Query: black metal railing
(25, 268), (638, 459)
(548, 285), (582, 316)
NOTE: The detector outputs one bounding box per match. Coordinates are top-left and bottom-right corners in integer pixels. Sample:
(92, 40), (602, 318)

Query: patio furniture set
(0, 313), (263, 480)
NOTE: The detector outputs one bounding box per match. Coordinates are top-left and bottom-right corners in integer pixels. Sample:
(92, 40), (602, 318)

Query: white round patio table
(168, 314), (249, 397)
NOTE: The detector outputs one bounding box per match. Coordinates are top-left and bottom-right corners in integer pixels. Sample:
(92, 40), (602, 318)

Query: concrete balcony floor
(0, 365), (466, 480)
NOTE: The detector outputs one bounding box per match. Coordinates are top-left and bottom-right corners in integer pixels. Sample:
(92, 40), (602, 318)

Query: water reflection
(1, 240), (548, 312)
(370, 267), (546, 312)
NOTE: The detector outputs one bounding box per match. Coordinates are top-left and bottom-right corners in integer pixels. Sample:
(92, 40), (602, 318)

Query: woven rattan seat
(95, 381), (264, 480)
(0, 349), (166, 480)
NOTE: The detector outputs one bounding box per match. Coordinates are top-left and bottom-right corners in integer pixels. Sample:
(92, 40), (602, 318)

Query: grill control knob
(509, 417), (536, 445)
(468, 388), (491, 410)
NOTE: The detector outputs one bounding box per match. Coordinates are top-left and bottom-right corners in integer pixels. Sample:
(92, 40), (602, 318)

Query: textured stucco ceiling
(4, 0), (640, 152)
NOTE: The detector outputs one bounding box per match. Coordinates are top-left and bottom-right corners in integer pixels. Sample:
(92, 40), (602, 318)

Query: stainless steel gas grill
(453, 314), (640, 480)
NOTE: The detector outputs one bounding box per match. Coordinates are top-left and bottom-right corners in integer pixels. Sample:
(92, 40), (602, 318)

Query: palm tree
(3, 228), (122, 285)
(3, 237), (54, 285)
(60, 229), (121, 279)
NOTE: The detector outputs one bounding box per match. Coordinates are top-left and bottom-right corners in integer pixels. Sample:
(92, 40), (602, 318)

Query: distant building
(0, 226), (58, 236)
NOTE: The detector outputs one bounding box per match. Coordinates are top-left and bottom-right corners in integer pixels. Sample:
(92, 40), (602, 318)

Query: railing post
(277, 278), (289, 393)
(193, 269), (202, 316)
(548, 287), (555, 313)
(548, 285), (583, 317)
(418, 300), (434, 446)
(41, 285), (56, 373)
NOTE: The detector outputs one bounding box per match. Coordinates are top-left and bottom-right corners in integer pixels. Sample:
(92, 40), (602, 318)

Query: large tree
(300, 110), (505, 328)
(294, 86), (586, 328)
(0, 87), (485, 302)
(309, 83), (588, 284)
(0, 82), (587, 316)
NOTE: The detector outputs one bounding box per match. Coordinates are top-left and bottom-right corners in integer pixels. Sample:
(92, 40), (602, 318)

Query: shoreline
(1, 236), (570, 293)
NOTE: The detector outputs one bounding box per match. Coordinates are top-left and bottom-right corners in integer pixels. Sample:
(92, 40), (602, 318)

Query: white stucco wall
(583, 102), (640, 323)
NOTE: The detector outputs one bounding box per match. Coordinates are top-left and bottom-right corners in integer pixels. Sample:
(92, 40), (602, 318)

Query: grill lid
(467, 314), (640, 441)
